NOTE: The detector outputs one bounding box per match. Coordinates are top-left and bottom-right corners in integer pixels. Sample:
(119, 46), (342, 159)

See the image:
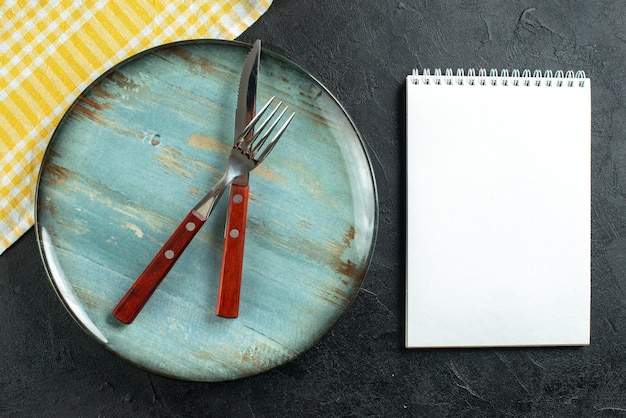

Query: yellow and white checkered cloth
(0, 0), (272, 254)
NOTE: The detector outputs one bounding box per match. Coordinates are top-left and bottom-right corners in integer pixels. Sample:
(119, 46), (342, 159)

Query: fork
(112, 97), (294, 324)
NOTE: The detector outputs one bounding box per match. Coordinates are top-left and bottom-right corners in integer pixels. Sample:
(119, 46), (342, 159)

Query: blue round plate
(36, 40), (377, 381)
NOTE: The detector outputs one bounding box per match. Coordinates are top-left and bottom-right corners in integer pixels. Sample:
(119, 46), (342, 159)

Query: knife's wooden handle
(216, 183), (249, 318)
(113, 210), (206, 324)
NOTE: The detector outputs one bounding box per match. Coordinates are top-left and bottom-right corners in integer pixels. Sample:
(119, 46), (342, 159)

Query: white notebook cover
(406, 70), (591, 348)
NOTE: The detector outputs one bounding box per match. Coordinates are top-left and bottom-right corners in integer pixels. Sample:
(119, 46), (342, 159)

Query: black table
(2, 1), (625, 416)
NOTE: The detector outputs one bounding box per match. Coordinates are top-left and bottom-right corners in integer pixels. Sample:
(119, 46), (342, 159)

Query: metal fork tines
(193, 97), (295, 220)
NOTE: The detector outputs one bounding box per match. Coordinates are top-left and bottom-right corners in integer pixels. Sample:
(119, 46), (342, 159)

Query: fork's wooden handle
(216, 183), (249, 318)
(113, 210), (206, 324)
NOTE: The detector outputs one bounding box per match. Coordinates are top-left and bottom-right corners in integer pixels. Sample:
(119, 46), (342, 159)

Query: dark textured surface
(2, 1), (625, 416)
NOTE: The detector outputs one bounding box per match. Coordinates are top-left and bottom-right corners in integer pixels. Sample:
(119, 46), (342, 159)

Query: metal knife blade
(216, 39), (261, 318)
(234, 39), (261, 170)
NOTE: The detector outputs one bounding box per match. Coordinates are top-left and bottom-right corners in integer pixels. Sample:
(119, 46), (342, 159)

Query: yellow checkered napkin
(0, 0), (273, 254)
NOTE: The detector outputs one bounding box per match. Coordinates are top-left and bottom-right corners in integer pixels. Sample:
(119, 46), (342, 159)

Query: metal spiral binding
(410, 68), (586, 87)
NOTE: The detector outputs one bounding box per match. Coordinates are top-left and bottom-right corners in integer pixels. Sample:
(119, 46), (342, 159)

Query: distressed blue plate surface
(36, 40), (377, 381)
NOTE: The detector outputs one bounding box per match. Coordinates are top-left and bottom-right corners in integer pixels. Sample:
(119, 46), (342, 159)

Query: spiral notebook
(406, 69), (591, 348)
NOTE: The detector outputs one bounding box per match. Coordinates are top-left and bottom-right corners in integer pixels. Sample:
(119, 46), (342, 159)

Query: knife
(215, 40), (261, 318)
